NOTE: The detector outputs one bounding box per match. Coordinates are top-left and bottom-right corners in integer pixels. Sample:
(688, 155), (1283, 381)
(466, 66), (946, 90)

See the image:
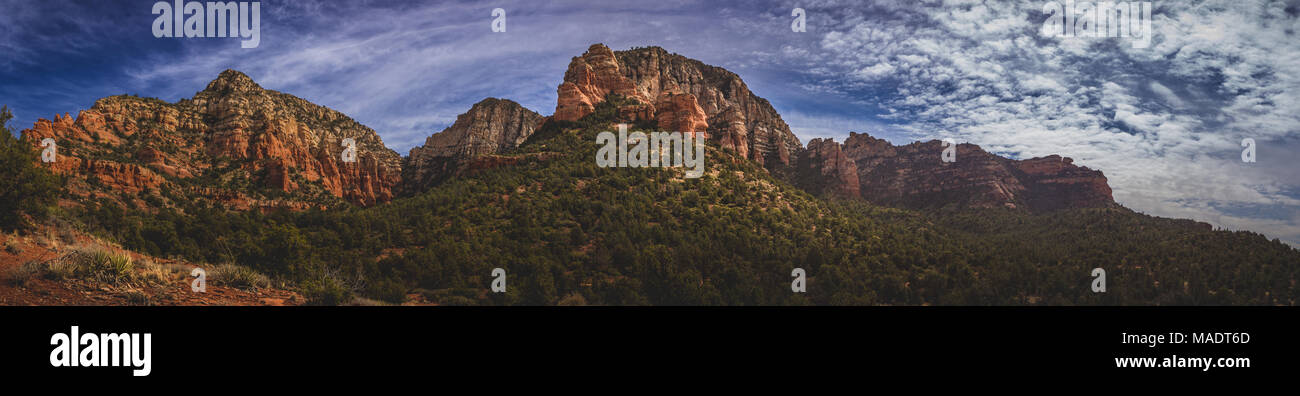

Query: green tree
(0, 105), (63, 231)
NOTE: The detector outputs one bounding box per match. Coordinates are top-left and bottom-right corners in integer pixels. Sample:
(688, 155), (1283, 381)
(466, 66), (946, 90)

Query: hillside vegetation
(42, 99), (1299, 305)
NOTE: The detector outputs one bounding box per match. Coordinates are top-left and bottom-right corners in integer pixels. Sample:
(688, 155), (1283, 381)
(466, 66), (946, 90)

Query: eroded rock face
(799, 132), (1116, 211)
(797, 138), (860, 199)
(554, 44), (801, 168)
(554, 44), (645, 122)
(654, 93), (709, 134)
(1011, 155), (1116, 211)
(22, 69), (403, 209)
(402, 98), (544, 193)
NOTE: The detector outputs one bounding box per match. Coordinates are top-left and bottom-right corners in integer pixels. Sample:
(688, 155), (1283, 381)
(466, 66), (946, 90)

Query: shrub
(557, 292), (589, 306)
(0, 105), (64, 231)
(209, 263), (271, 290)
(3, 238), (21, 254)
(22, 250), (172, 288)
(57, 224), (78, 245)
(42, 255), (81, 280)
(6, 261), (41, 287)
(437, 295), (479, 306)
(39, 248), (137, 284)
(348, 297), (390, 306)
(300, 274), (352, 306)
(364, 279), (408, 304)
(122, 290), (151, 306)
(136, 259), (173, 285)
(81, 249), (135, 284)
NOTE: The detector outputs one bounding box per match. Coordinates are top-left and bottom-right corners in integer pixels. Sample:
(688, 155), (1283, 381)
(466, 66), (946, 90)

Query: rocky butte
(402, 98), (544, 193)
(22, 69), (402, 209)
(806, 132), (1117, 211)
(554, 44), (802, 169)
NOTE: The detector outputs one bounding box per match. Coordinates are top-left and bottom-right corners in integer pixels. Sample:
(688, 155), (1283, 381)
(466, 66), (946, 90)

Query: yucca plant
(81, 249), (134, 284)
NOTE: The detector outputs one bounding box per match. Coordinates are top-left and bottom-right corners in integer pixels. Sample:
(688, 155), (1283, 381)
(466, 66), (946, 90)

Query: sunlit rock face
(555, 44), (801, 168)
(23, 69), (403, 209)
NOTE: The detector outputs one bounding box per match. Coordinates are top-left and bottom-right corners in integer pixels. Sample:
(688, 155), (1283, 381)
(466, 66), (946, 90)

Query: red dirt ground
(0, 227), (301, 306)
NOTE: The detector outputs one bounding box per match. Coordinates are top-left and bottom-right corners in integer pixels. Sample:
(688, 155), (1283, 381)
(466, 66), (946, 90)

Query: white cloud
(801, 0), (1300, 245)
(1148, 81), (1186, 109)
(854, 63), (896, 79)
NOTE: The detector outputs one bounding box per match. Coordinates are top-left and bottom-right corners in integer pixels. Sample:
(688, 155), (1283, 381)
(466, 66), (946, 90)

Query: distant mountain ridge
(23, 44), (1115, 213)
(798, 132), (1115, 211)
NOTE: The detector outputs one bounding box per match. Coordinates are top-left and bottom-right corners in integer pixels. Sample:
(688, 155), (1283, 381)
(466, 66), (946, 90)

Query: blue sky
(3, 0), (1299, 246)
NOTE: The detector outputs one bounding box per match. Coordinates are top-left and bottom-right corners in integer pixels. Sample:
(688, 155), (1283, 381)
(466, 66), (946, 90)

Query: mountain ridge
(24, 45), (1116, 215)
(9, 53), (1299, 306)
(22, 69), (402, 209)
(797, 131), (1116, 211)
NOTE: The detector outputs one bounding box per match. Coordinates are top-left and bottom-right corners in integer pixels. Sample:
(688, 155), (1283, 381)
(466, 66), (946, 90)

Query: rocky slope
(806, 132), (1116, 211)
(554, 44), (801, 168)
(21, 70), (402, 209)
(402, 98), (545, 193)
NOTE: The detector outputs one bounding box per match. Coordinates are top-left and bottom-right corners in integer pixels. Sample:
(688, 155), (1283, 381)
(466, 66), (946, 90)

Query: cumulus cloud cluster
(778, 0), (1300, 244)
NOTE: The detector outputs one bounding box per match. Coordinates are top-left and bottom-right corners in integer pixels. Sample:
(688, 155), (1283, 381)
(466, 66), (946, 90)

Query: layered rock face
(402, 98), (544, 192)
(797, 138), (860, 199)
(23, 113), (169, 196)
(554, 44), (800, 168)
(653, 93), (708, 134)
(22, 69), (403, 209)
(804, 132), (1116, 211)
(1010, 155), (1116, 211)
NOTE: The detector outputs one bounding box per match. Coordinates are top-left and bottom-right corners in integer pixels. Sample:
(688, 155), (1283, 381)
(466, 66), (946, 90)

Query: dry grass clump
(16, 248), (156, 286)
(208, 263), (271, 290)
(5, 261), (42, 287)
(3, 237), (21, 254)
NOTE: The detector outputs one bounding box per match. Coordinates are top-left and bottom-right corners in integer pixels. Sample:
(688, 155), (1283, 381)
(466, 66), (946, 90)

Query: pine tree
(0, 105), (63, 230)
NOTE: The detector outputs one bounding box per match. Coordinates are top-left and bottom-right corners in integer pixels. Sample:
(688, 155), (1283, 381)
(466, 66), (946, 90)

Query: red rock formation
(798, 138), (860, 199)
(555, 44), (647, 122)
(654, 93), (708, 133)
(800, 132), (1115, 211)
(78, 158), (166, 196)
(546, 44), (1113, 211)
(1012, 155), (1116, 211)
(184, 70), (401, 206)
(713, 108), (750, 161)
(21, 69), (403, 209)
(402, 98), (545, 193)
(554, 44), (800, 168)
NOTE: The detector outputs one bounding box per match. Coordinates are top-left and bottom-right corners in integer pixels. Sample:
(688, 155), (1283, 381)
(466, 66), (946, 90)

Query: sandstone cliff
(800, 131), (1116, 211)
(402, 98), (544, 193)
(21, 69), (402, 209)
(555, 44), (801, 168)
(797, 138), (860, 199)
